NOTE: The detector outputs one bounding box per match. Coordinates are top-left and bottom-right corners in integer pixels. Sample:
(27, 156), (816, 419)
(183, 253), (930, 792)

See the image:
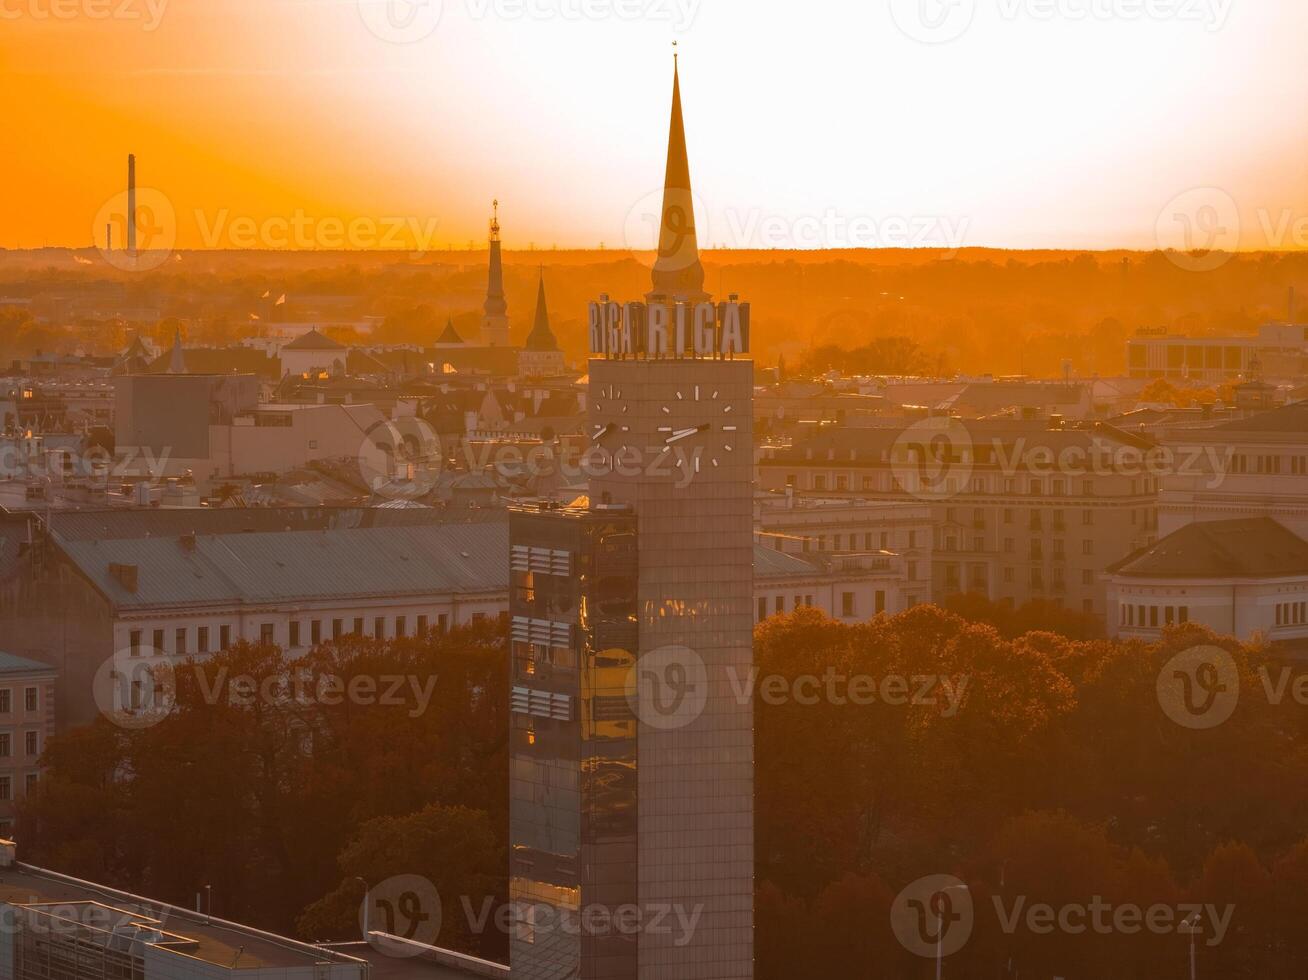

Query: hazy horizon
(5, 0), (1306, 253)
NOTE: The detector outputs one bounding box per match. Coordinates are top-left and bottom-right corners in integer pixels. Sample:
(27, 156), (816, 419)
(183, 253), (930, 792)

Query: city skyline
(3, 0), (1306, 252)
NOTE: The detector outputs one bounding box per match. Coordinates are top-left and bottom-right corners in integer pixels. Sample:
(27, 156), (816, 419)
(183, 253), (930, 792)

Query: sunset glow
(4, 0), (1305, 252)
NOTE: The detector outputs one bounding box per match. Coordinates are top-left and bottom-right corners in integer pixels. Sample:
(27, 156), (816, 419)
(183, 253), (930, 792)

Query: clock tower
(508, 58), (754, 980)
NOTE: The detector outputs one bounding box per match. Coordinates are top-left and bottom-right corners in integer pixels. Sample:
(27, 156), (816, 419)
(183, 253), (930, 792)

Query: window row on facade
(125, 611), (502, 657)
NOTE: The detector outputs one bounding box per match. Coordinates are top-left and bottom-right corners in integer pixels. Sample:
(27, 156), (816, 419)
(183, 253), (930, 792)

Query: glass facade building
(509, 503), (640, 980)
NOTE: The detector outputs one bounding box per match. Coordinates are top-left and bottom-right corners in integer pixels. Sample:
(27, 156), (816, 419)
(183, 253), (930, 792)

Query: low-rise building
(754, 490), (933, 607)
(1126, 322), (1308, 383)
(0, 654), (55, 836)
(1106, 517), (1308, 645)
(754, 548), (905, 623)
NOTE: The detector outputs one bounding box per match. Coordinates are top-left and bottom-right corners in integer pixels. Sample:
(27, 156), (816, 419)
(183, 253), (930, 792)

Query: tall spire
(649, 52), (707, 304)
(167, 325), (187, 374)
(524, 268), (559, 352)
(482, 199), (509, 346)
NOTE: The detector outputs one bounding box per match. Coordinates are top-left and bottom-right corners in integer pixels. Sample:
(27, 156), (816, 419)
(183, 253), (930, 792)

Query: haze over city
(2, 2), (1308, 979)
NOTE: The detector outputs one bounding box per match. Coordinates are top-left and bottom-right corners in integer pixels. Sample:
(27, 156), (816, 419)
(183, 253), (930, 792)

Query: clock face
(591, 383), (631, 450)
(655, 384), (739, 474)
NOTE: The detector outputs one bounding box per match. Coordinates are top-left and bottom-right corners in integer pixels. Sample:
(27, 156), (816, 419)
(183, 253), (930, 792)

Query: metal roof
(0, 652), (56, 675)
(60, 522), (511, 611)
(1108, 517), (1308, 580)
(753, 546), (822, 579)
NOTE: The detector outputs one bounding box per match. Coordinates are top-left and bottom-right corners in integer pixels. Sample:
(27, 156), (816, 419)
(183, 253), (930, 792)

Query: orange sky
(2, 0), (1305, 252)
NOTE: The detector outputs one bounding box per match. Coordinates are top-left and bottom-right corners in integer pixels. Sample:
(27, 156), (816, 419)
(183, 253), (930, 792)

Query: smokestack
(127, 154), (137, 254)
(106, 223), (112, 252)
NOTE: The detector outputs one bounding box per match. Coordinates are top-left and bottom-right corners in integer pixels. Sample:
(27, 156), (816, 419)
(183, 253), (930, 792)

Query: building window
(260, 623), (275, 645)
(175, 629), (187, 657)
(24, 731), (37, 756)
(1082, 540), (1094, 556)
(23, 688), (36, 713)
(374, 617), (385, 639)
(775, 596), (785, 614)
(24, 774), (36, 795)
(130, 630), (143, 657)
(417, 615), (428, 635)
(1150, 606), (1159, 628)
(152, 629), (164, 654)
(220, 625), (232, 650)
(198, 627), (210, 654)
(0, 777), (11, 801)
(0, 734), (10, 758)
(1082, 510), (1094, 525)
(758, 597), (767, 622)
(875, 590), (886, 615)
(311, 620), (322, 645)
(0, 691), (10, 715)
(332, 618), (344, 640)
(438, 614), (448, 633)
(289, 621), (301, 648)
(354, 617), (365, 636)
(841, 592), (855, 617)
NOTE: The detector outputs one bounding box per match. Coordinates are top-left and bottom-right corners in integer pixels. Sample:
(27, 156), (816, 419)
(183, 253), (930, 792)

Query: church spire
(482, 198), (509, 346)
(649, 52), (707, 304)
(167, 325), (187, 374)
(524, 268), (559, 352)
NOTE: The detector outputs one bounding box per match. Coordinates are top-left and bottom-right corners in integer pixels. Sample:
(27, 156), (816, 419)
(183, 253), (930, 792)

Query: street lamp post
(353, 877), (370, 938)
(936, 884), (970, 980)
(1183, 911), (1202, 980)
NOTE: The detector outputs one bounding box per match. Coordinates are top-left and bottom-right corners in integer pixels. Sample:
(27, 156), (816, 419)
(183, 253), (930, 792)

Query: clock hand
(665, 424), (709, 445)
(591, 422), (615, 442)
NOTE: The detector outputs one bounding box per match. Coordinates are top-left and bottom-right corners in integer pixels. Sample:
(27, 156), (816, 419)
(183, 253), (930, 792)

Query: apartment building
(0, 654), (55, 836)
(1159, 401), (1308, 540)
(0, 509), (509, 729)
(758, 419), (1161, 616)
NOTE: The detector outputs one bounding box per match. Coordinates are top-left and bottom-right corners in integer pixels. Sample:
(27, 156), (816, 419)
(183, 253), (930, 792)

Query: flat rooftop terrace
(0, 862), (368, 973)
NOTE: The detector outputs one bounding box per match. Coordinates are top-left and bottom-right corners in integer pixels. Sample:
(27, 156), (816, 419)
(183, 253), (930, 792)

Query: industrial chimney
(127, 153), (137, 255)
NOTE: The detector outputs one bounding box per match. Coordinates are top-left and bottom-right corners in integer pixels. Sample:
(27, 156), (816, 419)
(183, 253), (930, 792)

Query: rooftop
(0, 861), (367, 974)
(1109, 517), (1308, 580)
(282, 328), (347, 351)
(56, 520), (512, 610)
(0, 652), (56, 676)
